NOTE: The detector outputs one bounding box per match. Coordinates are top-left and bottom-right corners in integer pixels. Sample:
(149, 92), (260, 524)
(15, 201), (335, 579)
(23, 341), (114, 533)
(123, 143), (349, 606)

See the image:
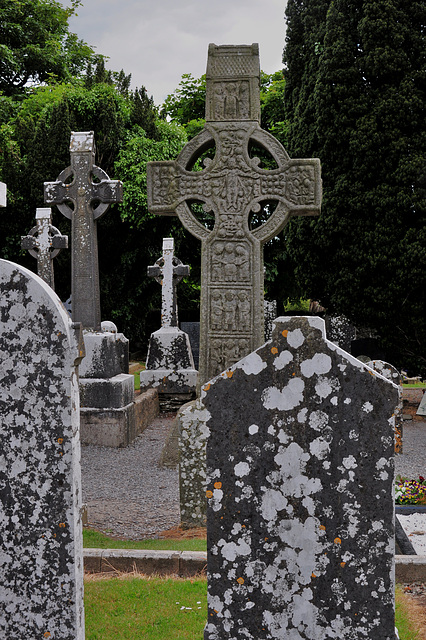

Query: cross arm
(147, 265), (162, 278)
(21, 235), (37, 250)
(173, 264), (190, 278)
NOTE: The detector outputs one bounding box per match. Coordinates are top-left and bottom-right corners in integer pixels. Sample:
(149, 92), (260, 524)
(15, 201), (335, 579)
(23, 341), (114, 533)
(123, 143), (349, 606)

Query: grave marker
(21, 207), (68, 290)
(0, 181), (6, 207)
(147, 44), (322, 384)
(0, 259), (85, 638)
(147, 237), (189, 328)
(44, 131), (123, 330)
(367, 359), (403, 453)
(202, 316), (399, 640)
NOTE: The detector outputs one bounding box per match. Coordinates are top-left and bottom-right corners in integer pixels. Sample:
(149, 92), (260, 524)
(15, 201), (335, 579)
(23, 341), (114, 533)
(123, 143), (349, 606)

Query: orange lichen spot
(214, 482), (222, 489)
(237, 577), (245, 585)
(311, 573), (317, 578)
(59, 523), (66, 528)
(242, 524), (246, 528)
(271, 347), (278, 354)
(214, 609), (218, 614)
(226, 370), (233, 378)
(292, 372), (296, 376)
(203, 384), (211, 392)
(206, 490), (213, 498)
(340, 562), (346, 568)
(334, 537), (341, 545)
(264, 537), (268, 541)
(319, 525), (326, 531)
(44, 633), (51, 639)
(282, 330), (288, 338)
(57, 438), (63, 444)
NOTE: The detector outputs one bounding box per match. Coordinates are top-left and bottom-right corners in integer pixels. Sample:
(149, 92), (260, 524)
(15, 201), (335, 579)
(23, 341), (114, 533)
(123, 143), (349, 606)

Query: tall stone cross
(147, 44), (322, 383)
(21, 207), (68, 290)
(147, 238), (190, 328)
(44, 131), (123, 330)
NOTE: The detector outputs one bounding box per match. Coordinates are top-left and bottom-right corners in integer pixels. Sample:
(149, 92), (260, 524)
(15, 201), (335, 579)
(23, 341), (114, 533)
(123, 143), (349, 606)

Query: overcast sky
(68, 0), (288, 106)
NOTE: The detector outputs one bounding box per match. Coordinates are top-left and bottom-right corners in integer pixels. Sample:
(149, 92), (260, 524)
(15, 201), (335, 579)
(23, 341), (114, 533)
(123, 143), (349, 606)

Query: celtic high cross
(147, 44), (322, 383)
(44, 132), (123, 330)
(21, 207), (68, 290)
(147, 238), (190, 328)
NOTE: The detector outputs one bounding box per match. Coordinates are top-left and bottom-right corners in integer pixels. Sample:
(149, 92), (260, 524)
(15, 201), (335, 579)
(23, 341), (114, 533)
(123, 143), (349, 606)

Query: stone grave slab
(367, 359), (403, 453)
(0, 259), (85, 639)
(0, 181), (6, 207)
(21, 207), (68, 290)
(201, 316), (398, 640)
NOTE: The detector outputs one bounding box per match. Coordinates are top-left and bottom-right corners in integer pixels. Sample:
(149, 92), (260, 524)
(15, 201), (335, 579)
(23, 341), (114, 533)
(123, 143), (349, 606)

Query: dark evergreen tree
(283, 0), (426, 373)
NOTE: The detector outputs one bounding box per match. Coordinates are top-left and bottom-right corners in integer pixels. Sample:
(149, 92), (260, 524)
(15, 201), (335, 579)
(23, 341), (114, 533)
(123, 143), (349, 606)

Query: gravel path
(81, 413), (426, 540)
(81, 414), (179, 539)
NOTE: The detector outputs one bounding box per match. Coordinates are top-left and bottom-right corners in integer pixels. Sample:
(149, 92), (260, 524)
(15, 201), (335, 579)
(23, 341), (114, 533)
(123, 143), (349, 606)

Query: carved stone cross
(147, 238), (190, 328)
(21, 207), (68, 290)
(44, 131), (123, 330)
(147, 44), (322, 383)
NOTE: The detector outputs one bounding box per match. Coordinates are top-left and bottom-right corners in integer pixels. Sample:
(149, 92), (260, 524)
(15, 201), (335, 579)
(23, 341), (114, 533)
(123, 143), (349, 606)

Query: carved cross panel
(147, 238), (190, 328)
(21, 207), (68, 290)
(147, 44), (322, 384)
(44, 131), (123, 330)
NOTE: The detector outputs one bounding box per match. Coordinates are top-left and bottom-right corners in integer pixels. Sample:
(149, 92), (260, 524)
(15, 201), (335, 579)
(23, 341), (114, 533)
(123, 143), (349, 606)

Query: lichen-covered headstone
(0, 181), (6, 207)
(367, 359), (403, 453)
(202, 316), (398, 640)
(0, 260), (85, 639)
(21, 207), (68, 290)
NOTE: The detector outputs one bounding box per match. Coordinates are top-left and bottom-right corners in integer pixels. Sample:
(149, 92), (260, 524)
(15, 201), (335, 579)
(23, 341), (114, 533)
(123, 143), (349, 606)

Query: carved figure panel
(209, 337), (251, 377)
(210, 241), (250, 283)
(209, 288), (251, 333)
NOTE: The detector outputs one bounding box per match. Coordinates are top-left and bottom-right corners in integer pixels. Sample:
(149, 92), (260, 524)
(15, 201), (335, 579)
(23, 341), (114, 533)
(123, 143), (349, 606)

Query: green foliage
(283, 0), (426, 374)
(161, 73), (206, 135)
(0, 0), (95, 96)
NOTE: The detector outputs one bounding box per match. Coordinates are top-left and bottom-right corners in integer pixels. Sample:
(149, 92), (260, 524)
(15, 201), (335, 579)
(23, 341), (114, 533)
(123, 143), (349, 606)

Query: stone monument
(367, 359), (403, 453)
(0, 259), (85, 638)
(0, 181), (6, 207)
(147, 44), (322, 385)
(202, 316), (399, 640)
(140, 238), (198, 410)
(44, 131), (142, 447)
(21, 207), (68, 290)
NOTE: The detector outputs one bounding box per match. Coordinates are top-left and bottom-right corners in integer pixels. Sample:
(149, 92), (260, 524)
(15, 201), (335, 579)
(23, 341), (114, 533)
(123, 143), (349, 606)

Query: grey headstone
(21, 207), (68, 290)
(44, 131), (123, 330)
(202, 316), (398, 640)
(264, 299), (277, 341)
(181, 321), (200, 370)
(147, 44), (322, 384)
(416, 391), (426, 416)
(0, 181), (6, 207)
(367, 360), (403, 453)
(325, 314), (356, 353)
(0, 259), (85, 638)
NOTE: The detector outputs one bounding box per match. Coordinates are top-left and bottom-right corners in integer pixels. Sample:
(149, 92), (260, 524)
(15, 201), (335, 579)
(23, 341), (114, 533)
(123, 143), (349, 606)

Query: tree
(283, 0), (426, 374)
(0, 0), (95, 96)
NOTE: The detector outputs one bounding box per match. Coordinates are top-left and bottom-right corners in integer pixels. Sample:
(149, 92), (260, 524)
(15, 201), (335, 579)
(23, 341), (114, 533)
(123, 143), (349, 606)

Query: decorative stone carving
(44, 131), (123, 330)
(147, 44), (322, 384)
(21, 207), (68, 290)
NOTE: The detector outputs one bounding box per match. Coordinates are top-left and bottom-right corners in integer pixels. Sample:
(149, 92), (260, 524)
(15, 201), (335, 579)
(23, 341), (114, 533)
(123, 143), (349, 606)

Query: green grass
(84, 578), (420, 640)
(83, 528), (207, 552)
(402, 382), (426, 388)
(84, 576), (207, 640)
(396, 586), (422, 640)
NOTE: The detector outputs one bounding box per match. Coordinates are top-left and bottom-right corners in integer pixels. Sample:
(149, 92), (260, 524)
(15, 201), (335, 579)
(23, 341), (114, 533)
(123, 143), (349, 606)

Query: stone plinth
(79, 328), (136, 447)
(0, 260), (85, 639)
(202, 316), (398, 640)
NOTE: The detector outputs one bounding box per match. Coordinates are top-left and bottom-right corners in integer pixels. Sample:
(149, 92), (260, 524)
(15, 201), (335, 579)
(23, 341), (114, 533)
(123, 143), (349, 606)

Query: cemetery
(0, 2), (426, 638)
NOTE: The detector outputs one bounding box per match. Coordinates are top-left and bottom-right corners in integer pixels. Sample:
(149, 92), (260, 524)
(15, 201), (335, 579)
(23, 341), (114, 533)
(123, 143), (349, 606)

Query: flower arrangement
(395, 475), (426, 504)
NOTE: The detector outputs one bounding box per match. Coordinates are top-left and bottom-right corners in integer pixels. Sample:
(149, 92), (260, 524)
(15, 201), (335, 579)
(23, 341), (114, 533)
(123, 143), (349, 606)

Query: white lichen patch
(300, 353), (332, 378)
(262, 378), (305, 411)
(273, 350), (293, 370)
(238, 352), (267, 376)
(286, 328), (305, 348)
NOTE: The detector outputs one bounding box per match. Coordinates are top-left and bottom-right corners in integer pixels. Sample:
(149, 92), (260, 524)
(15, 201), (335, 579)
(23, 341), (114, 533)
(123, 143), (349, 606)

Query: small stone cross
(21, 208), (68, 290)
(147, 238), (190, 328)
(0, 182), (6, 207)
(44, 131), (123, 330)
(147, 44), (322, 383)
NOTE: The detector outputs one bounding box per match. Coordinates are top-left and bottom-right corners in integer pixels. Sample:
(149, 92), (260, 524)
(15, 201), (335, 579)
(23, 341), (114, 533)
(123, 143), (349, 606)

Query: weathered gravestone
(0, 259), (85, 639)
(44, 131), (139, 447)
(0, 181), (6, 207)
(201, 316), (399, 640)
(417, 392), (426, 417)
(140, 238), (197, 409)
(21, 207), (68, 290)
(367, 359), (403, 453)
(147, 43), (321, 386)
(264, 299), (277, 341)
